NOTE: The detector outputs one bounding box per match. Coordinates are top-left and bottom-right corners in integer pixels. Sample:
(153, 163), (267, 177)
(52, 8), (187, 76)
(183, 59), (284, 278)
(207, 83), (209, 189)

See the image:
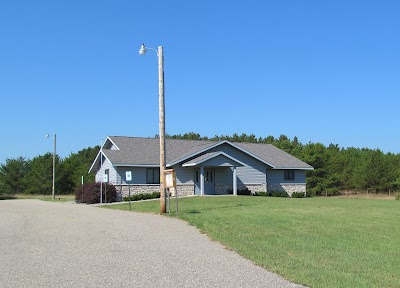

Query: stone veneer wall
(115, 183), (305, 199)
(215, 184), (267, 194)
(267, 183), (306, 197)
(238, 184), (267, 193)
(168, 185), (194, 197)
(216, 183), (306, 197)
(115, 184), (194, 201)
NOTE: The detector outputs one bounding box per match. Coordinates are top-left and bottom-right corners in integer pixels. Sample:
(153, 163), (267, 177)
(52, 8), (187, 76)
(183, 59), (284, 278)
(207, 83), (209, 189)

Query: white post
(200, 166), (205, 196)
(233, 167), (237, 196)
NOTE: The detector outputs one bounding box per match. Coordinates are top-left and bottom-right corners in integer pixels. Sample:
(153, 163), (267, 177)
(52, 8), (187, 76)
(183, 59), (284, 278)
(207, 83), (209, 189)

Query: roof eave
(106, 136), (120, 150)
(167, 141), (224, 166)
(88, 150), (113, 173)
(273, 167), (314, 170)
(168, 140), (277, 168)
(181, 151), (246, 167)
(113, 164), (160, 167)
(88, 150), (101, 173)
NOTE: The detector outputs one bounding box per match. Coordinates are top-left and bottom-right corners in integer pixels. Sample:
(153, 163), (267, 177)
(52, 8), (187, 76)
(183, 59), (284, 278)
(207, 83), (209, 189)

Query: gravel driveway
(0, 200), (305, 288)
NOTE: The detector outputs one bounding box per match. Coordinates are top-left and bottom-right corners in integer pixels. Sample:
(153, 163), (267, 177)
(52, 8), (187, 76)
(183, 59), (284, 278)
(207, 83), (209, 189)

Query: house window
(146, 168), (160, 184)
(284, 170), (295, 181)
(195, 171), (199, 183)
(105, 169), (109, 183)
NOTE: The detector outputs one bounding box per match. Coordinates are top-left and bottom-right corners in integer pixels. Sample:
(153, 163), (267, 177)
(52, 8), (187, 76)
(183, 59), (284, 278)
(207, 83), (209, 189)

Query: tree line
(0, 147), (99, 195)
(1, 132), (399, 196)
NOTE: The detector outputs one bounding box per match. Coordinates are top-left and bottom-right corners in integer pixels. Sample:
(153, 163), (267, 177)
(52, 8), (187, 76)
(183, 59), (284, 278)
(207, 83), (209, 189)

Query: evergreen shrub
(270, 190), (289, 197)
(123, 192), (160, 202)
(291, 192), (305, 198)
(226, 188), (252, 195)
(253, 191), (268, 196)
(237, 188), (252, 195)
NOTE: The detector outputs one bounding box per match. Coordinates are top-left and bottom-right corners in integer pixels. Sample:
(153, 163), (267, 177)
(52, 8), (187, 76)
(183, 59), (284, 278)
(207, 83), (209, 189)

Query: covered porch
(182, 151), (245, 196)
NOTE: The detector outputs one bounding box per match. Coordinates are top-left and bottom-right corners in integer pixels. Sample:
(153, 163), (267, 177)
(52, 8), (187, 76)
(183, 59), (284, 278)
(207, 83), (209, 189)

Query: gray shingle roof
(182, 152), (220, 166)
(104, 136), (215, 165)
(97, 136), (313, 170)
(234, 142), (313, 169)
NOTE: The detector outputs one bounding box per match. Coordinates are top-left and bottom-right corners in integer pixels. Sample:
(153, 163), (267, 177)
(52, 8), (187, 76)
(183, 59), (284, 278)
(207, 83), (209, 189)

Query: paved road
(0, 200), (305, 288)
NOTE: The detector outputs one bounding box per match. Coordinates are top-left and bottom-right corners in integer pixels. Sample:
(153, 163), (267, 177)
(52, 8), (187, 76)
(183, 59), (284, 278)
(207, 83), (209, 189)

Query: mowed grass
(0, 194), (75, 202)
(105, 196), (400, 288)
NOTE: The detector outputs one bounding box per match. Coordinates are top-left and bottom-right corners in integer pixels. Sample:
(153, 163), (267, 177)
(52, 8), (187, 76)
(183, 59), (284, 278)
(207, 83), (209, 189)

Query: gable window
(105, 169), (109, 183)
(284, 170), (295, 181)
(146, 168), (160, 184)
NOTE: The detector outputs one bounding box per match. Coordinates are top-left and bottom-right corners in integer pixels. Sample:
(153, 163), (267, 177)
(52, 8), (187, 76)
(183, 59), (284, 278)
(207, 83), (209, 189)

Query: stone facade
(238, 184), (267, 193)
(114, 183), (305, 199)
(115, 185), (158, 201)
(169, 185), (194, 197)
(267, 183), (306, 197)
(215, 184), (267, 194)
(215, 183), (305, 197)
(114, 184), (194, 201)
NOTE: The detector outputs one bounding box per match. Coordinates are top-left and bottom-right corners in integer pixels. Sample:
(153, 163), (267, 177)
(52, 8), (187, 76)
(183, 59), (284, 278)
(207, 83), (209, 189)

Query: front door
(204, 168), (215, 195)
(194, 168), (215, 195)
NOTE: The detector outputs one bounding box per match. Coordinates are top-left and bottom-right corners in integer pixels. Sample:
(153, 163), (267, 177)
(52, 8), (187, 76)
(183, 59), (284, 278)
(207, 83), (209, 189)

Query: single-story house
(89, 136), (314, 199)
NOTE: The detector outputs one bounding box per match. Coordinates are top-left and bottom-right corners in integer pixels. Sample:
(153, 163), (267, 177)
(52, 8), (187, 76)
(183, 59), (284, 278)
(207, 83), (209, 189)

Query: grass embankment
(0, 194), (75, 202)
(105, 196), (400, 288)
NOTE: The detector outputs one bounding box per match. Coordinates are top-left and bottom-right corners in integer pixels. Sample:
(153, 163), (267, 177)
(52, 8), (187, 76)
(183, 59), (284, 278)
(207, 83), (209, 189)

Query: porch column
(233, 166), (237, 196)
(200, 166), (205, 196)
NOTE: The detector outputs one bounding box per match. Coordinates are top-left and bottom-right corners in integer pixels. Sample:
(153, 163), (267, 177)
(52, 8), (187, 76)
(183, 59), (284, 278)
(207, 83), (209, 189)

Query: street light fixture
(45, 133), (56, 200)
(139, 43), (166, 214)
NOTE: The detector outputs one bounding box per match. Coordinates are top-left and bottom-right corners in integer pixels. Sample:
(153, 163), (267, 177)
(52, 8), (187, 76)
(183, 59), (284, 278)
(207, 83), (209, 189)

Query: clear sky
(1, 0), (399, 164)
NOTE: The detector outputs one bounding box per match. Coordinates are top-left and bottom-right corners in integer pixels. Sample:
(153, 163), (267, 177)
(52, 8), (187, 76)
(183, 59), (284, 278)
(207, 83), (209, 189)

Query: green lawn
(105, 196), (400, 288)
(0, 194), (75, 202)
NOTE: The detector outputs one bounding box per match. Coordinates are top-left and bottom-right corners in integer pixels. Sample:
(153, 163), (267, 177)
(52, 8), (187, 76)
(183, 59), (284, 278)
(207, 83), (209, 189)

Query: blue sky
(1, 0), (399, 164)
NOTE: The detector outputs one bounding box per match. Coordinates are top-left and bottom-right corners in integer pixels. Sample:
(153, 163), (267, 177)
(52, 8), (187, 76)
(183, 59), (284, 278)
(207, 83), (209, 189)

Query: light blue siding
(215, 167), (233, 184)
(115, 167), (147, 184)
(267, 169), (305, 184)
(172, 165), (194, 185)
(111, 166), (195, 185)
(207, 144), (268, 184)
(199, 154), (240, 167)
(95, 157), (117, 184)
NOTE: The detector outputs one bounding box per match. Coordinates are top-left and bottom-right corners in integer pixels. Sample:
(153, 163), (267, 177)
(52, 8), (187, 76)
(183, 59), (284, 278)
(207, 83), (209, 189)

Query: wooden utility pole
(52, 134), (56, 200)
(158, 46), (166, 214)
(139, 44), (166, 214)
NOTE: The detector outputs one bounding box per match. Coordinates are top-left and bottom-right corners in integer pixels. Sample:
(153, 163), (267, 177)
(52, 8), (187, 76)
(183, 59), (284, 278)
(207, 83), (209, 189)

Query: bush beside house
(75, 182), (117, 204)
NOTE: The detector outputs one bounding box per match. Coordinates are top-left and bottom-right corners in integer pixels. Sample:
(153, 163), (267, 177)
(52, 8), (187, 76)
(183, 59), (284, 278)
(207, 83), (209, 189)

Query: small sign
(164, 169), (176, 188)
(104, 174), (108, 182)
(126, 171), (132, 181)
